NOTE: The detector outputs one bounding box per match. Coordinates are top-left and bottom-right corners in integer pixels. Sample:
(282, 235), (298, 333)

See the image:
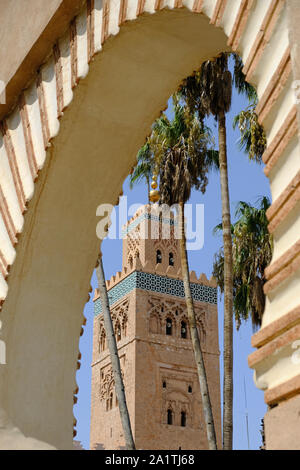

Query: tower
(90, 205), (221, 450)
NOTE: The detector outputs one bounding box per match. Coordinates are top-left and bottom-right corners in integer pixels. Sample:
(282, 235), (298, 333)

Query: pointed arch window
(181, 321), (187, 339)
(156, 250), (162, 264)
(166, 318), (172, 336)
(115, 322), (121, 342)
(107, 391), (113, 411)
(169, 252), (174, 266)
(100, 332), (106, 352)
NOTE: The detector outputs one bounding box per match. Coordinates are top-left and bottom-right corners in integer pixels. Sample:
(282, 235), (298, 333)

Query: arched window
(100, 332), (106, 352)
(188, 385), (192, 394)
(162, 381), (166, 389)
(106, 391), (113, 411)
(122, 317), (127, 337)
(167, 409), (173, 425)
(169, 252), (174, 266)
(181, 321), (187, 339)
(115, 322), (121, 342)
(156, 250), (162, 264)
(166, 318), (172, 336)
(181, 411), (186, 427)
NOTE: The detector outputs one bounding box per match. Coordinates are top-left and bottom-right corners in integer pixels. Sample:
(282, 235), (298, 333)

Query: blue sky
(74, 80), (270, 451)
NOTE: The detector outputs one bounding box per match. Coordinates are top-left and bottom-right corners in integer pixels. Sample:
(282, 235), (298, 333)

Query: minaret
(90, 205), (221, 450)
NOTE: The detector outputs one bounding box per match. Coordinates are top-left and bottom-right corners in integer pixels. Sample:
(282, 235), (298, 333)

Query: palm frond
(213, 197), (273, 329)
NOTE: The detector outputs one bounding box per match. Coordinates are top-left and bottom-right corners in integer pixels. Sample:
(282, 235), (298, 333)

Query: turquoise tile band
(94, 271), (217, 315)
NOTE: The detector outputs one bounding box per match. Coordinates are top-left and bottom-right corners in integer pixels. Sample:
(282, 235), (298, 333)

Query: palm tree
(151, 104), (218, 450)
(96, 255), (135, 450)
(130, 141), (154, 202)
(231, 54), (266, 163)
(233, 105), (266, 163)
(213, 197), (272, 330)
(178, 53), (234, 450)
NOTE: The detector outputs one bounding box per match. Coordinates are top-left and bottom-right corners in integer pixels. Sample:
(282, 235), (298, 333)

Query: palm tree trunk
(96, 255), (136, 450)
(147, 176), (150, 204)
(179, 202), (217, 450)
(218, 110), (233, 450)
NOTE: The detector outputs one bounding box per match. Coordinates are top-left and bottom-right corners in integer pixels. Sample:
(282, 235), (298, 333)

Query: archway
(0, 0), (298, 449)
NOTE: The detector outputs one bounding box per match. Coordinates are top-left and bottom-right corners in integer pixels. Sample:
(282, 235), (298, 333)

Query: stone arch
(0, 0), (297, 449)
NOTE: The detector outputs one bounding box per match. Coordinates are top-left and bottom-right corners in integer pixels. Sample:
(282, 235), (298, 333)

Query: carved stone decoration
(127, 225), (141, 266)
(147, 296), (206, 342)
(99, 362), (125, 406)
(98, 299), (129, 352)
(99, 366), (114, 402)
(160, 377), (193, 428)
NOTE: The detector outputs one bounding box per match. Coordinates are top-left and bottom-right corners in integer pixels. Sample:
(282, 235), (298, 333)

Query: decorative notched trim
(252, 305), (300, 349)
(267, 170), (300, 234)
(192, 0), (203, 13)
(243, 0), (285, 81)
(0, 120), (26, 213)
(210, 0), (228, 27)
(264, 239), (300, 295)
(18, 93), (39, 181)
(248, 323), (300, 368)
(256, 47), (292, 125)
(263, 105), (298, 177)
(227, 0), (255, 51)
(264, 373), (300, 406)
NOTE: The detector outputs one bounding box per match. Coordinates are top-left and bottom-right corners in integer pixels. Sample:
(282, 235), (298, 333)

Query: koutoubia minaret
(90, 205), (221, 450)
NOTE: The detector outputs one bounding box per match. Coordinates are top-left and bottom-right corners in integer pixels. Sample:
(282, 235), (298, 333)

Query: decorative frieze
(94, 270), (217, 316)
